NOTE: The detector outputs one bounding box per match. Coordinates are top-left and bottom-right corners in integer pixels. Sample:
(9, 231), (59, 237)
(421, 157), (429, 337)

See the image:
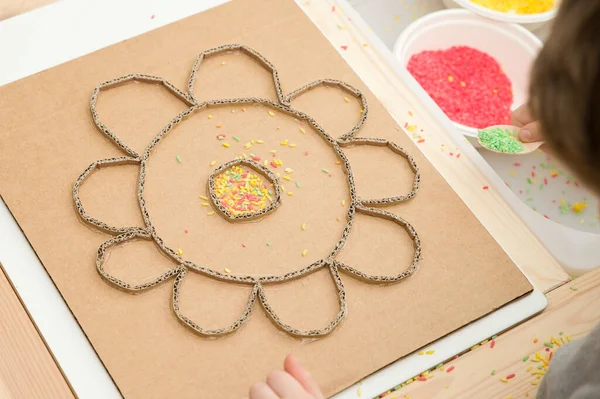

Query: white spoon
(477, 124), (545, 155)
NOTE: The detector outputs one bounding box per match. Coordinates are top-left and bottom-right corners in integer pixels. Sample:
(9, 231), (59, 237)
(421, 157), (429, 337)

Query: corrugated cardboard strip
(74, 44), (422, 338)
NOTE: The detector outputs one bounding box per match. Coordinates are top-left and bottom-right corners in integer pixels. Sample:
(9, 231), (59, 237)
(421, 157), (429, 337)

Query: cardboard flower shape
(73, 45), (421, 338)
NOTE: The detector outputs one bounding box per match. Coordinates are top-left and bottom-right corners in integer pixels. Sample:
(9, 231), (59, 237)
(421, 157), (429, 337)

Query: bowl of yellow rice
(446, 0), (558, 31)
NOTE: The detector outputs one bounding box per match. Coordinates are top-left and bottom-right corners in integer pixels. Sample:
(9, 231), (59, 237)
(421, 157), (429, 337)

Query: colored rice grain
(407, 46), (513, 128)
(213, 165), (273, 216)
(478, 127), (524, 153)
(571, 202), (588, 214)
(470, 0), (554, 14)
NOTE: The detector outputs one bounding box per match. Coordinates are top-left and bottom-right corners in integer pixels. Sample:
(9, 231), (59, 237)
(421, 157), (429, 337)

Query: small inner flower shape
(73, 45), (422, 338)
(208, 159), (281, 221)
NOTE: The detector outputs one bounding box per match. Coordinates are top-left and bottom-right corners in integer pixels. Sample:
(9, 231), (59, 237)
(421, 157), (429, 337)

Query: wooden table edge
(0, 263), (76, 398)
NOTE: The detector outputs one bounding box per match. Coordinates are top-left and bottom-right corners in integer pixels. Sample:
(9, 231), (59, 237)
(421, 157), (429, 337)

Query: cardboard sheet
(0, 0), (532, 397)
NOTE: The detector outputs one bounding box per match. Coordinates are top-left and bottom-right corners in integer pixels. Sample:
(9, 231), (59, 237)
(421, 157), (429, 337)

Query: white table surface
(0, 1), (547, 398)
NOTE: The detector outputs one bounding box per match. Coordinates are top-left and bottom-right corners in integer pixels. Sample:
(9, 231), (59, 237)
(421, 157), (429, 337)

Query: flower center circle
(208, 159), (281, 221)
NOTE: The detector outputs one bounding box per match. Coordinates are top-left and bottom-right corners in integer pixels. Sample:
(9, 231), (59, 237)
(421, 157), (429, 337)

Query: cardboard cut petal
(335, 205), (421, 283)
(73, 157), (145, 233)
(285, 79), (368, 140)
(258, 263), (347, 337)
(172, 268), (259, 336)
(188, 44), (285, 105)
(338, 138), (420, 206)
(91, 74), (192, 157)
(96, 230), (182, 293)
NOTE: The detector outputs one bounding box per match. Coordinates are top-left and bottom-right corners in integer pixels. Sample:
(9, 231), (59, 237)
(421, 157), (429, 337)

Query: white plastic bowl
(393, 9), (542, 138)
(446, 0), (557, 32)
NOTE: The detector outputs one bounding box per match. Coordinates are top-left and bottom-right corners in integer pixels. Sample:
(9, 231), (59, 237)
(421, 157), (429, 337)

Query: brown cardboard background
(0, 0), (532, 397)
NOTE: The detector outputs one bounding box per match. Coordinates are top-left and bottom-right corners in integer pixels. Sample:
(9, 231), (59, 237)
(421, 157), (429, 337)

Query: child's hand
(245, 354), (324, 399)
(512, 104), (544, 143)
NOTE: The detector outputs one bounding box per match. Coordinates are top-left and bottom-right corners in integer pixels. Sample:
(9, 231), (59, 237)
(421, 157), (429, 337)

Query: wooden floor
(0, 1), (597, 398)
(0, 266), (74, 399)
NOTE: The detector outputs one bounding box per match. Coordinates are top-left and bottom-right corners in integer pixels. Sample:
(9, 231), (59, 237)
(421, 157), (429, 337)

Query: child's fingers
(284, 354), (325, 399)
(518, 121), (544, 143)
(266, 370), (309, 397)
(518, 121), (551, 153)
(249, 382), (279, 399)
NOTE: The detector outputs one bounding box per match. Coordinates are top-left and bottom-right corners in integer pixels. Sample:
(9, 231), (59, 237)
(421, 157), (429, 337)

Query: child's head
(529, 0), (600, 194)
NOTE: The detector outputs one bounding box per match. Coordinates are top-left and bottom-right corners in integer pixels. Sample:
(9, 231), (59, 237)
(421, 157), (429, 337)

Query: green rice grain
(478, 127), (525, 153)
